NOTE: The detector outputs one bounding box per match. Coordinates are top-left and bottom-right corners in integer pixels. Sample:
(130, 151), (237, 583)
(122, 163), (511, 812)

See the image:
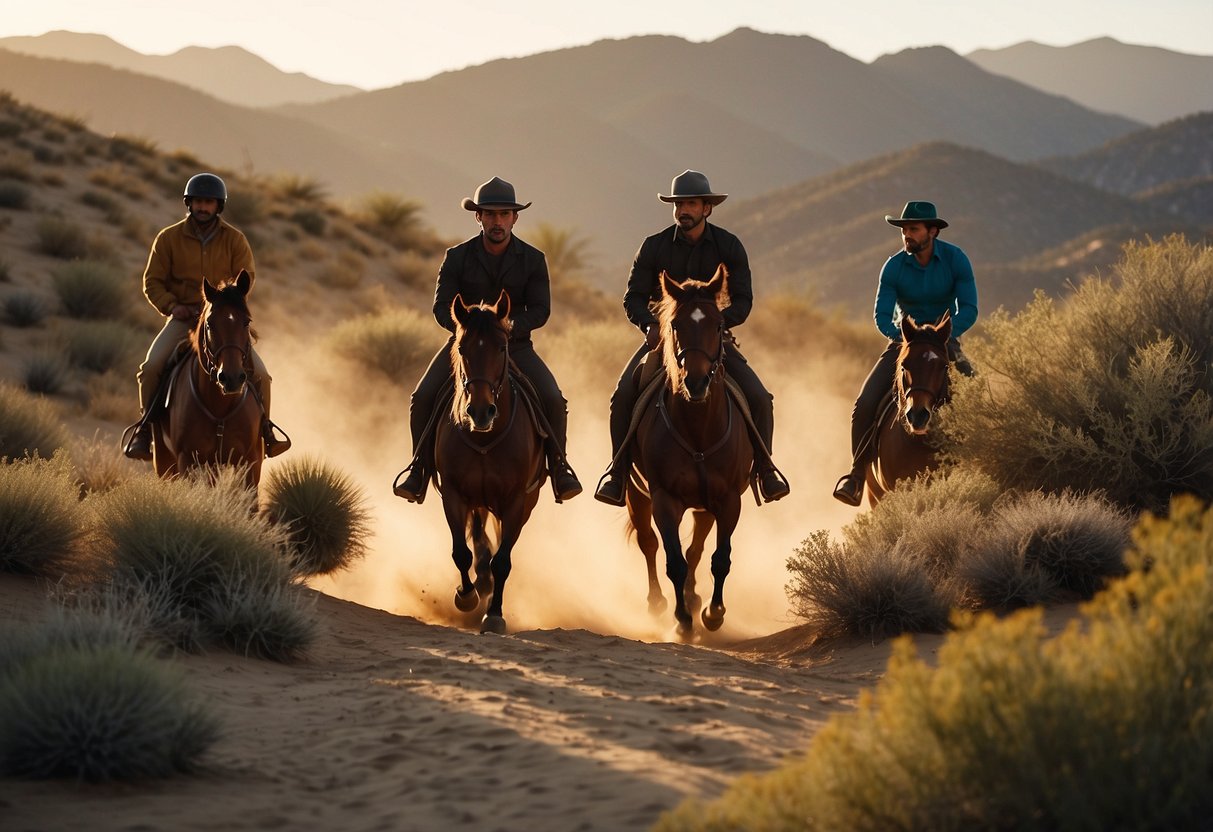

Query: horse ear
(203, 278), (219, 304)
(451, 293), (469, 326)
(236, 270), (251, 295)
(936, 310), (952, 340)
(659, 270), (680, 300)
(495, 289), (511, 322)
(709, 264), (732, 310)
(899, 313), (917, 341)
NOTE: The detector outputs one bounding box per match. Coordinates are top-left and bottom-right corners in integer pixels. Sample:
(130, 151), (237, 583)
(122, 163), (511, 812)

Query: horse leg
(701, 496), (741, 632)
(683, 510), (714, 617)
(652, 493), (692, 637)
(441, 496), (479, 613)
(481, 495), (535, 635)
(626, 480), (666, 615)
(471, 509), (494, 597)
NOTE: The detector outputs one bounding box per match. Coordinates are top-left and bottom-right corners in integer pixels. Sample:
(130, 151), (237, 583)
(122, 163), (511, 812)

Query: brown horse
(434, 291), (546, 635)
(151, 271), (264, 488)
(626, 266), (754, 638)
(865, 312), (953, 506)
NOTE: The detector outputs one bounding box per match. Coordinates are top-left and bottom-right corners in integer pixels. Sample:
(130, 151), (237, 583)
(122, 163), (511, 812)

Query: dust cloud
(260, 326), (868, 644)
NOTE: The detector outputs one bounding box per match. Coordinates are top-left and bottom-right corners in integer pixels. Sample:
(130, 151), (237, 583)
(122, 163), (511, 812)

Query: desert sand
(0, 571), (918, 832)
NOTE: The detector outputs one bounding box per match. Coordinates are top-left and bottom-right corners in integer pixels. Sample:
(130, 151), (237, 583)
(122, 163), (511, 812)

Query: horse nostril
(485, 405), (497, 421)
(465, 405), (474, 418)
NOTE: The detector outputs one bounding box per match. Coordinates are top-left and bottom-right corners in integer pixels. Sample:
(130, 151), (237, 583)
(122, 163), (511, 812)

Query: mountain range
(0, 27), (1209, 316)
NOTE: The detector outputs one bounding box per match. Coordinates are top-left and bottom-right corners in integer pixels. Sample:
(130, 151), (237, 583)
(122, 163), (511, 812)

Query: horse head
(451, 290), (511, 432)
(896, 310), (952, 434)
(197, 270), (253, 395)
(658, 265), (730, 402)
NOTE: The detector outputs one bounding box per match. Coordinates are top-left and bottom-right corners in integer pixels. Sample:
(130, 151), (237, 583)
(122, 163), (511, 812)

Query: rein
(453, 328), (514, 453)
(656, 375), (735, 507)
(186, 360), (250, 459)
(896, 339), (951, 425)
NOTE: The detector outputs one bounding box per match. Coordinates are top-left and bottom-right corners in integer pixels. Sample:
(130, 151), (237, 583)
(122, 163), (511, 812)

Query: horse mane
(191, 279), (255, 355)
(657, 275), (728, 391)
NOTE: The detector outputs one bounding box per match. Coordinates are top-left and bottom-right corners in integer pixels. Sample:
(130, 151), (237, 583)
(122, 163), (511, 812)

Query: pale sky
(2, 0), (1211, 90)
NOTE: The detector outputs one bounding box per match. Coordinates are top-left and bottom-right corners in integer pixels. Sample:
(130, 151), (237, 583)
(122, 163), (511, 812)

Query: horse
(151, 271), (264, 489)
(433, 290), (546, 635)
(864, 311), (953, 506)
(625, 266), (754, 638)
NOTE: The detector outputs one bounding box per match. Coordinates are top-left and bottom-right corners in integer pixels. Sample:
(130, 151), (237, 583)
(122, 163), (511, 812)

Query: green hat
(885, 200), (948, 229)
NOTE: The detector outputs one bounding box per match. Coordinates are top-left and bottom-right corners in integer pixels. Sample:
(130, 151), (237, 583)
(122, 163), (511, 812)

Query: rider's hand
(645, 323), (660, 352)
(171, 304), (199, 320)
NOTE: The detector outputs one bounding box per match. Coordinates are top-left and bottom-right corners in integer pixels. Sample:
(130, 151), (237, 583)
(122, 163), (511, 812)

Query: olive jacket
(142, 217), (255, 315)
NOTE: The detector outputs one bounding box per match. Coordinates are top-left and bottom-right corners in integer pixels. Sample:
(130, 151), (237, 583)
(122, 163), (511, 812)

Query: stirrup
(263, 420), (292, 458)
(832, 474), (863, 507)
(758, 467), (790, 503)
(392, 464), (429, 504)
(593, 468), (627, 507)
(121, 421), (153, 461)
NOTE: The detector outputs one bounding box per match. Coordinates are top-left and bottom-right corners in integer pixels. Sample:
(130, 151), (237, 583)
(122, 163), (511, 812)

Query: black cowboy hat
(658, 170), (728, 206)
(461, 177), (532, 211)
(886, 200), (948, 229)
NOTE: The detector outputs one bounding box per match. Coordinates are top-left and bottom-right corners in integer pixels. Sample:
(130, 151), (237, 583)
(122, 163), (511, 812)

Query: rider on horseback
(594, 170), (790, 506)
(123, 173), (289, 461)
(393, 177), (583, 504)
(832, 200), (978, 507)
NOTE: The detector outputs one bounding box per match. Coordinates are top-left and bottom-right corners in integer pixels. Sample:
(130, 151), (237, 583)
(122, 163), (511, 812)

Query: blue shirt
(873, 237), (978, 340)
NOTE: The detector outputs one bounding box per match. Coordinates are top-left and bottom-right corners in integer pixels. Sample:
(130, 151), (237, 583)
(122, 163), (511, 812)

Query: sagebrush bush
(63, 319), (142, 373)
(941, 236), (1213, 512)
(0, 180), (31, 209)
(663, 496), (1213, 831)
(328, 307), (438, 381)
(261, 456), (372, 577)
(21, 351), (72, 395)
(69, 434), (139, 496)
(0, 640), (217, 781)
(88, 470), (315, 660)
(52, 260), (127, 320)
(0, 382), (70, 459)
(357, 191), (425, 247)
(3, 290), (47, 327)
(33, 216), (91, 259)
(200, 567), (316, 661)
(0, 453), (86, 577)
(273, 173), (327, 202)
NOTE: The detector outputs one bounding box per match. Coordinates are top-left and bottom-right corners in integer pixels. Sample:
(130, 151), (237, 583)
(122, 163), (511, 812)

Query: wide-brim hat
(886, 200), (948, 229)
(658, 170), (727, 206)
(461, 176), (532, 211)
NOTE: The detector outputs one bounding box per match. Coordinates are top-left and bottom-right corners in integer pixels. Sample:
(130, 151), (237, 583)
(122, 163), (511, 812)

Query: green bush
(261, 456), (372, 577)
(0, 382), (70, 459)
(0, 454), (86, 577)
(940, 236), (1213, 513)
(664, 496), (1213, 832)
(21, 351), (72, 395)
(89, 471), (315, 660)
(0, 637), (217, 781)
(64, 319), (142, 373)
(328, 307), (438, 381)
(52, 260), (127, 319)
(34, 216), (91, 260)
(357, 191), (424, 247)
(0, 180), (31, 209)
(3, 290), (47, 327)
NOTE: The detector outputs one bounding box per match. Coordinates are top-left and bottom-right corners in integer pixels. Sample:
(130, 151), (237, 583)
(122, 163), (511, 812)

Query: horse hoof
(480, 615), (507, 635)
(701, 604), (726, 631)
(685, 592), (703, 617)
(647, 594), (668, 616)
(454, 586), (480, 613)
(675, 617), (694, 640)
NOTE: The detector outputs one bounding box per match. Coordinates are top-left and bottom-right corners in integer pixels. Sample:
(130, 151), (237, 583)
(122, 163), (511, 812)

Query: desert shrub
(108, 133), (158, 161)
(941, 236), (1213, 512)
(0, 120), (21, 139)
(0, 259), (10, 281)
(89, 470), (315, 660)
(63, 319), (142, 373)
(261, 456), (372, 577)
(272, 173), (327, 202)
(200, 568), (316, 662)
(0, 453), (86, 577)
(21, 351), (72, 395)
(0, 628), (217, 780)
(51, 260), (127, 320)
(69, 434), (139, 496)
(327, 307), (438, 381)
(223, 189), (266, 227)
(318, 248), (366, 290)
(785, 530), (951, 640)
(0, 180), (31, 209)
(32, 145), (64, 165)
(3, 290), (47, 327)
(544, 319), (640, 393)
(357, 191), (424, 247)
(661, 496), (1213, 832)
(80, 189), (117, 213)
(390, 249), (435, 289)
(960, 492), (1132, 609)
(84, 369), (134, 423)
(0, 382), (70, 459)
(290, 208), (326, 236)
(33, 216), (91, 260)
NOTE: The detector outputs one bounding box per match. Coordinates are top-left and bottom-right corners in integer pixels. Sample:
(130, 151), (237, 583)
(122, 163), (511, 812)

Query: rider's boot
(551, 457), (583, 503)
(832, 463), (865, 507)
(393, 463), (429, 504)
(124, 420), (153, 461)
(756, 463), (790, 502)
(594, 455), (629, 507)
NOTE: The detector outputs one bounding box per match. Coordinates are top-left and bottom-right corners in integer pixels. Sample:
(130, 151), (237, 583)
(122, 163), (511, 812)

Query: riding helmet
(183, 173), (227, 213)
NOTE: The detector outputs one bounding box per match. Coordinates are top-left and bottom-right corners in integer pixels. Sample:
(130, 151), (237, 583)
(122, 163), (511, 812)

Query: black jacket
(433, 233), (551, 342)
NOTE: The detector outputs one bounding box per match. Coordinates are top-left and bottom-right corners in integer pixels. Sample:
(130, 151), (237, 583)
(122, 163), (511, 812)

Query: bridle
(897, 339), (951, 411)
(457, 335), (510, 403)
(197, 308), (252, 384)
(672, 301), (725, 387)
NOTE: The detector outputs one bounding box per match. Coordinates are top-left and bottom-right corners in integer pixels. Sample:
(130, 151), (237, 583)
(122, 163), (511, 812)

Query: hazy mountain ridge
(0, 30), (361, 107)
(967, 37), (1213, 125)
